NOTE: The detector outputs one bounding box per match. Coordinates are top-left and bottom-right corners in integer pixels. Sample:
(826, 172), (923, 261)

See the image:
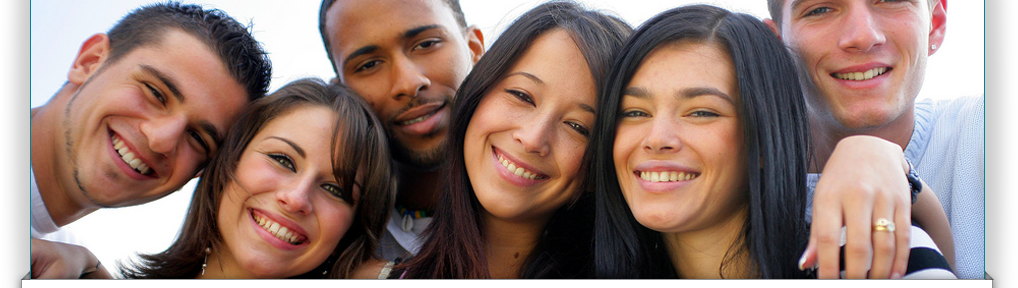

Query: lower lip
(248, 209), (304, 251)
(107, 132), (153, 181)
(492, 148), (541, 187)
(397, 106), (448, 136)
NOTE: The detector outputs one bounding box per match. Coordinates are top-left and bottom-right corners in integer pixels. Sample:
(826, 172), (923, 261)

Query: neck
(483, 213), (547, 279)
(31, 86), (97, 227)
(663, 207), (751, 279)
(808, 107), (915, 173)
(394, 162), (442, 211)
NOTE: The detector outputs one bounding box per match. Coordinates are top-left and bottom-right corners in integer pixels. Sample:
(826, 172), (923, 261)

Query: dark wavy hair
(105, 1), (271, 100)
(591, 4), (812, 279)
(121, 78), (396, 279)
(400, 1), (631, 279)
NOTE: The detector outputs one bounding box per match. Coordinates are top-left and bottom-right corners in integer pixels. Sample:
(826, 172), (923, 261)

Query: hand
(801, 135), (912, 279)
(30, 238), (111, 279)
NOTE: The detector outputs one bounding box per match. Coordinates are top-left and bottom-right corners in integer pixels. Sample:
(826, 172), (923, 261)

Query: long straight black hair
(591, 4), (812, 278)
(401, 1), (631, 279)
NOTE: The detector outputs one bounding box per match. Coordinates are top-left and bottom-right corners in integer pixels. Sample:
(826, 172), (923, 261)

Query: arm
(912, 181), (955, 270)
(802, 135), (913, 279)
(30, 238), (112, 279)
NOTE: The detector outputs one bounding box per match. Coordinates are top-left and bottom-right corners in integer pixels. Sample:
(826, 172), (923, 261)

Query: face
(324, 0), (482, 169)
(463, 29), (595, 223)
(776, 0), (943, 130)
(59, 30), (248, 208)
(216, 106), (358, 278)
(613, 43), (747, 233)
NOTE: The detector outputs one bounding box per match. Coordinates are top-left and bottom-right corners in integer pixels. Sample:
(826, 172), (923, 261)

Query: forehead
(633, 42), (736, 94)
(325, 0), (459, 51)
(509, 30), (596, 101)
(257, 106), (338, 146)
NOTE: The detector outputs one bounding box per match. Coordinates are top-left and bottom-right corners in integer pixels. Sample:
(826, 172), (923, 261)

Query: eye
(268, 154), (295, 172)
(144, 83), (167, 105)
(412, 39), (441, 51)
(354, 60), (382, 73)
(804, 6), (833, 17)
(188, 129), (211, 157)
(321, 183), (352, 203)
(619, 109), (650, 119)
(505, 89), (535, 106)
(689, 110), (720, 117)
(565, 121), (590, 137)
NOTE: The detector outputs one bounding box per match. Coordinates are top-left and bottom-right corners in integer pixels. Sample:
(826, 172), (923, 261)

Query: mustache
(385, 96), (452, 124)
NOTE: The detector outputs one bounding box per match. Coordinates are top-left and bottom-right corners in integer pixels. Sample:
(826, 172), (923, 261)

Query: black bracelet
(905, 158), (922, 204)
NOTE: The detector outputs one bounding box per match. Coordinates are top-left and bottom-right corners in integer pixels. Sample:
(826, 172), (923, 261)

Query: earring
(931, 44), (937, 50)
(202, 247), (210, 275)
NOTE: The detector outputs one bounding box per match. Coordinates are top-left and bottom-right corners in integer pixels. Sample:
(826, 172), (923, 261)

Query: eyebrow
(506, 71), (545, 85)
(341, 24), (442, 67)
(140, 64), (224, 149)
(623, 86), (734, 104)
(789, 0), (807, 14)
(268, 136), (306, 158)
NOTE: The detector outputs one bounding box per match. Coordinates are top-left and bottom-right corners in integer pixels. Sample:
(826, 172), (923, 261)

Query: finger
(811, 202), (844, 279)
(868, 214), (897, 278)
(842, 199), (874, 279)
(799, 238), (818, 271)
(891, 207), (912, 279)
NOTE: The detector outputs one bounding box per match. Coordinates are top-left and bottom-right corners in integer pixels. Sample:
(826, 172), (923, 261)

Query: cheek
(317, 203), (356, 245)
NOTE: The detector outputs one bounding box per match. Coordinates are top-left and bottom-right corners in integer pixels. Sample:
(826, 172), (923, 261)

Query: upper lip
(393, 101), (445, 125)
(632, 161), (698, 175)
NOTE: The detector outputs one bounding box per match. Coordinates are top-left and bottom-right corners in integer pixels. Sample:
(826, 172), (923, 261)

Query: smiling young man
(766, 0), (984, 279)
(30, 2), (271, 278)
(319, 0), (484, 261)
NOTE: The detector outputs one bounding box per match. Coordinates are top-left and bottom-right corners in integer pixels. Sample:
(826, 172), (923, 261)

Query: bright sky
(29, 0), (984, 278)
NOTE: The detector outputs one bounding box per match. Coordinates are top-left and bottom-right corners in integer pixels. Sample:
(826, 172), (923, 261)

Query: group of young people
(30, 0), (982, 279)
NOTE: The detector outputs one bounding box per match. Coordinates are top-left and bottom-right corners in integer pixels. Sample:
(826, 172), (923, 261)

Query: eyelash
(689, 110), (720, 117)
(619, 110), (649, 118)
(144, 83), (167, 105)
(355, 60), (381, 73)
(413, 39), (441, 51)
(269, 154), (295, 171)
(566, 122), (590, 137)
(505, 89), (535, 106)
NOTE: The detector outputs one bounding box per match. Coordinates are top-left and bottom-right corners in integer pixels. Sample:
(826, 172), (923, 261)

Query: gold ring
(873, 218), (896, 232)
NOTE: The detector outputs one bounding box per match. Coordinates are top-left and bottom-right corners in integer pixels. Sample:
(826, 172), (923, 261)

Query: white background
(10, 0), (997, 284)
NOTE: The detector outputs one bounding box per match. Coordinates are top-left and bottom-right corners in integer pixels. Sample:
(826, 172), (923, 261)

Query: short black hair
(318, 0), (467, 76)
(106, 1), (272, 100)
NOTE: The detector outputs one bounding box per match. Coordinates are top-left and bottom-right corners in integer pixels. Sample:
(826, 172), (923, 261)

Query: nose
(389, 54), (431, 100)
(277, 177), (315, 215)
(513, 113), (553, 157)
(140, 114), (187, 156)
(838, 5), (886, 53)
(641, 117), (682, 153)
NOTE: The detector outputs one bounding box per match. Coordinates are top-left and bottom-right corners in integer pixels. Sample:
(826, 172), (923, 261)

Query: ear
(464, 25), (485, 63)
(68, 34), (111, 85)
(763, 19), (782, 41)
(329, 77), (341, 85)
(928, 0), (947, 56)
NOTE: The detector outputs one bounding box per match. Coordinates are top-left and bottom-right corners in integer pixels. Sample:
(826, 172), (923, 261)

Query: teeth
(497, 154), (539, 180)
(111, 135), (152, 175)
(833, 67), (887, 81)
(252, 213), (304, 245)
(401, 115), (428, 125)
(639, 171), (699, 182)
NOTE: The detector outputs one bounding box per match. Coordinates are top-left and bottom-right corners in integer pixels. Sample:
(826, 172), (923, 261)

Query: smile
(252, 211), (307, 245)
(495, 149), (546, 180)
(832, 67), (889, 81)
(637, 170), (699, 182)
(111, 134), (152, 175)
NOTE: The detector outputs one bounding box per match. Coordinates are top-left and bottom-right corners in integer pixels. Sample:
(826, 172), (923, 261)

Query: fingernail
(798, 250), (807, 271)
(892, 272), (903, 279)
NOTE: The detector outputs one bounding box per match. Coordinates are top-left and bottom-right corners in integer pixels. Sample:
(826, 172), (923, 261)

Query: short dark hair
(318, 0), (467, 76)
(106, 1), (272, 100)
(592, 4), (812, 278)
(121, 78), (396, 279)
(400, 1), (631, 279)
